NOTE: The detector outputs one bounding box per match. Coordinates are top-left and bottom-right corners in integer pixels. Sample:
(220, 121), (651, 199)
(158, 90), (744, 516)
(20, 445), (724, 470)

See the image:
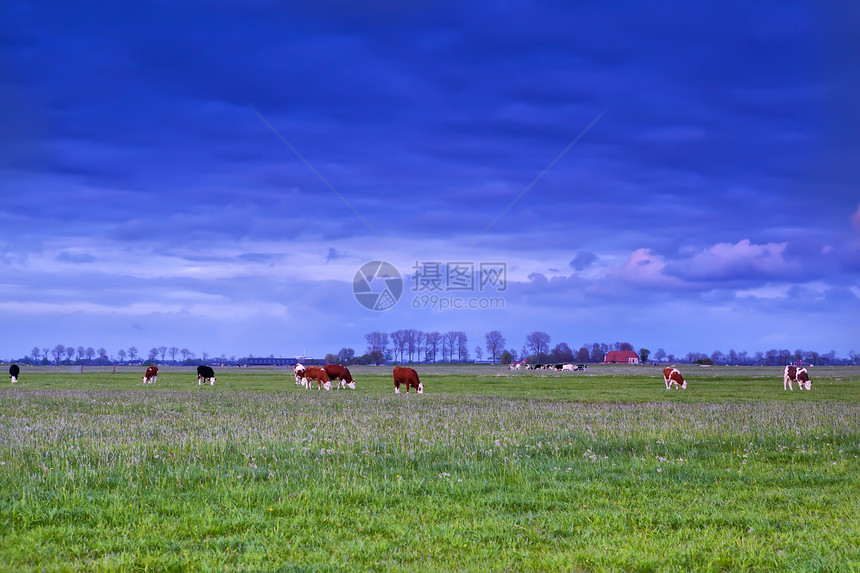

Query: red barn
(604, 350), (640, 364)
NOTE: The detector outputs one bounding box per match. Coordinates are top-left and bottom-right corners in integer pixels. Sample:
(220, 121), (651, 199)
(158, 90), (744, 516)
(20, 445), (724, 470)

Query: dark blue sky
(1, 1), (858, 360)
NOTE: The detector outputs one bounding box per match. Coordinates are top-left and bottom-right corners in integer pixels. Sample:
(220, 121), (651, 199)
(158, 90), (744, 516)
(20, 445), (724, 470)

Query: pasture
(1, 364), (858, 571)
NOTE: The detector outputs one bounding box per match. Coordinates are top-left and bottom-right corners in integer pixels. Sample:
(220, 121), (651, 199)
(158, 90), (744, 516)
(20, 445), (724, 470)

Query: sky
(1, 1), (859, 362)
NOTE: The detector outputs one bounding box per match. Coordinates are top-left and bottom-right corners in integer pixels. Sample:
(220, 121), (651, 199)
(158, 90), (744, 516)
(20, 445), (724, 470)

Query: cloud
(569, 251), (597, 271)
(666, 240), (789, 282)
(325, 247), (347, 263)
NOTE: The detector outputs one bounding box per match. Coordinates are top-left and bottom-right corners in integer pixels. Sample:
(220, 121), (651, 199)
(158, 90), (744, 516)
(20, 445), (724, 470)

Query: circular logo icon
(353, 261), (403, 311)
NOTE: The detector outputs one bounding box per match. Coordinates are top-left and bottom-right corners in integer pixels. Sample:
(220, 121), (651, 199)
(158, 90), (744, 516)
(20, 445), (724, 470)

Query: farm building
(604, 350), (639, 364)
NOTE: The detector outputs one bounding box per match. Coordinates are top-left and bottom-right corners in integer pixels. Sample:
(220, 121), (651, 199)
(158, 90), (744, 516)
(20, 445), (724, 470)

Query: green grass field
(1, 364), (858, 571)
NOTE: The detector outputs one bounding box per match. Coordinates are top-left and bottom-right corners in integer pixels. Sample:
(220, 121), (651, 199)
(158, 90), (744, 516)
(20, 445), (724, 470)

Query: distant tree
(65, 346), (75, 362)
(849, 350), (858, 365)
(484, 331), (506, 364)
(158, 346), (167, 361)
(168, 347), (179, 363)
(474, 346), (483, 361)
(425, 331), (441, 363)
(51, 344), (65, 365)
(639, 348), (651, 363)
(337, 347), (356, 364)
(117, 349), (127, 364)
(728, 349), (739, 365)
(500, 350), (514, 365)
(738, 350), (749, 365)
(128, 347), (138, 362)
(201, 351), (209, 363)
(324, 353), (338, 364)
(551, 342), (574, 363)
(31, 347), (40, 363)
(85, 347), (95, 363)
(369, 349), (385, 365)
(456, 331), (469, 363)
(576, 346), (590, 363)
(390, 330), (407, 363)
(180, 348), (190, 362)
(667, 354), (676, 363)
(148, 348), (158, 362)
(653, 348), (667, 363)
(710, 350), (724, 364)
(97, 348), (108, 364)
(589, 343), (608, 363)
(525, 332), (551, 359)
(76, 346), (85, 361)
(42, 347), (50, 363)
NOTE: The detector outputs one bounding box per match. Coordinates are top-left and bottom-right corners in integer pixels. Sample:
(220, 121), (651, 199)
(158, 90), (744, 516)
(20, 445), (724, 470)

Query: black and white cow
(9, 364), (20, 384)
(197, 365), (216, 385)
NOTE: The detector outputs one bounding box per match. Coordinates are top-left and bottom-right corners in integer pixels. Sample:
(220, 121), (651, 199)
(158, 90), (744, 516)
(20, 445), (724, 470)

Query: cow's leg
(209, 378), (214, 386)
(394, 381), (400, 394)
(664, 377), (670, 390)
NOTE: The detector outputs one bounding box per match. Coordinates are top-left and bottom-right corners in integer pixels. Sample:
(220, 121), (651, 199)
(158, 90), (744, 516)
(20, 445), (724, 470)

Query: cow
(304, 366), (332, 390)
(323, 364), (356, 390)
(142, 365), (158, 384)
(197, 365), (216, 385)
(784, 365), (812, 390)
(393, 366), (423, 394)
(294, 363), (306, 386)
(662, 367), (687, 390)
(561, 364), (575, 371)
(9, 364), (19, 384)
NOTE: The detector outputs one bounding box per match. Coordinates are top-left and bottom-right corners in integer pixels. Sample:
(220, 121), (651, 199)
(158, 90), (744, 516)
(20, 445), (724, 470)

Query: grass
(1, 364), (858, 571)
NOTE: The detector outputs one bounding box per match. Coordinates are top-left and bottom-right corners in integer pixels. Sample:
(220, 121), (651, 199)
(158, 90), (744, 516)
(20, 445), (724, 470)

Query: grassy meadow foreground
(1, 365), (858, 571)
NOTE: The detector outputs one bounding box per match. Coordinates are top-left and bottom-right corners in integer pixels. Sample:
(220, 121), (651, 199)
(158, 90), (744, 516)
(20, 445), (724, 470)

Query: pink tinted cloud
(602, 248), (687, 289)
(669, 239), (789, 281)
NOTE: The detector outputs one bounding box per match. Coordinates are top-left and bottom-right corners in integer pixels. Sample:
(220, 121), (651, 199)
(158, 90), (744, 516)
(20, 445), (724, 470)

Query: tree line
(11, 345), (238, 366)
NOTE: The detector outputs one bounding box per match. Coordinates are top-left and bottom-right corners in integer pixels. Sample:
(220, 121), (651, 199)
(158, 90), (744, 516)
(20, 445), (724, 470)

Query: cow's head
(417, 382), (424, 394)
(346, 381), (356, 390)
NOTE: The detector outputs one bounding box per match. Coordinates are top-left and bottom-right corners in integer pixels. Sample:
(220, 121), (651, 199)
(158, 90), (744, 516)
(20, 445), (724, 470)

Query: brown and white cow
(393, 366), (422, 394)
(304, 366), (332, 390)
(294, 363), (306, 386)
(323, 364), (356, 390)
(662, 367), (687, 390)
(143, 365), (158, 384)
(784, 365), (812, 390)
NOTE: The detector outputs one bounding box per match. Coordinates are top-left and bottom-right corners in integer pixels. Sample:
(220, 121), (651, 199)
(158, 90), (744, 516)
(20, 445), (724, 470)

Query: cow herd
(4, 362), (815, 392)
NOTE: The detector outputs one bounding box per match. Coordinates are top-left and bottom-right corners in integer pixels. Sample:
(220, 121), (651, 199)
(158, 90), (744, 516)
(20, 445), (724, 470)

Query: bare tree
(86, 347), (96, 363)
(456, 331), (469, 363)
(474, 346), (483, 361)
(158, 346), (167, 361)
(201, 351), (210, 363)
(31, 347), (40, 363)
(390, 330), (407, 363)
(168, 346), (179, 363)
(365, 332), (389, 363)
(525, 332), (551, 359)
(42, 347), (50, 363)
(148, 348), (158, 362)
(117, 349), (127, 364)
(97, 348), (108, 364)
(484, 330), (506, 364)
(65, 346), (75, 362)
(337, 347), (356, 364)
(128, 347), (138, 362)
(76, 346), (85, 361)
(443, 331), (459, 362)
(51, 344), (65, 365)
(653, 348), (667, 363)
(425, 331), (441, 363)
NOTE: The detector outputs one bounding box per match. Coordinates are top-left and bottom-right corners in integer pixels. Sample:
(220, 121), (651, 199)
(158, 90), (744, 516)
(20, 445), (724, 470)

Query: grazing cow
(143, 365), (158, 384)
(323, 364), (356, 390)
(304, 366), (332, 390)
(784, 365), (812, 391)
(9, 364), (20, 384)
(393, 366), (423, 394)
(294, 363), (306, 386)
(196, 365), (216, 386)
(561, 364), (575, 371)
(662, 367), (687, 390)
